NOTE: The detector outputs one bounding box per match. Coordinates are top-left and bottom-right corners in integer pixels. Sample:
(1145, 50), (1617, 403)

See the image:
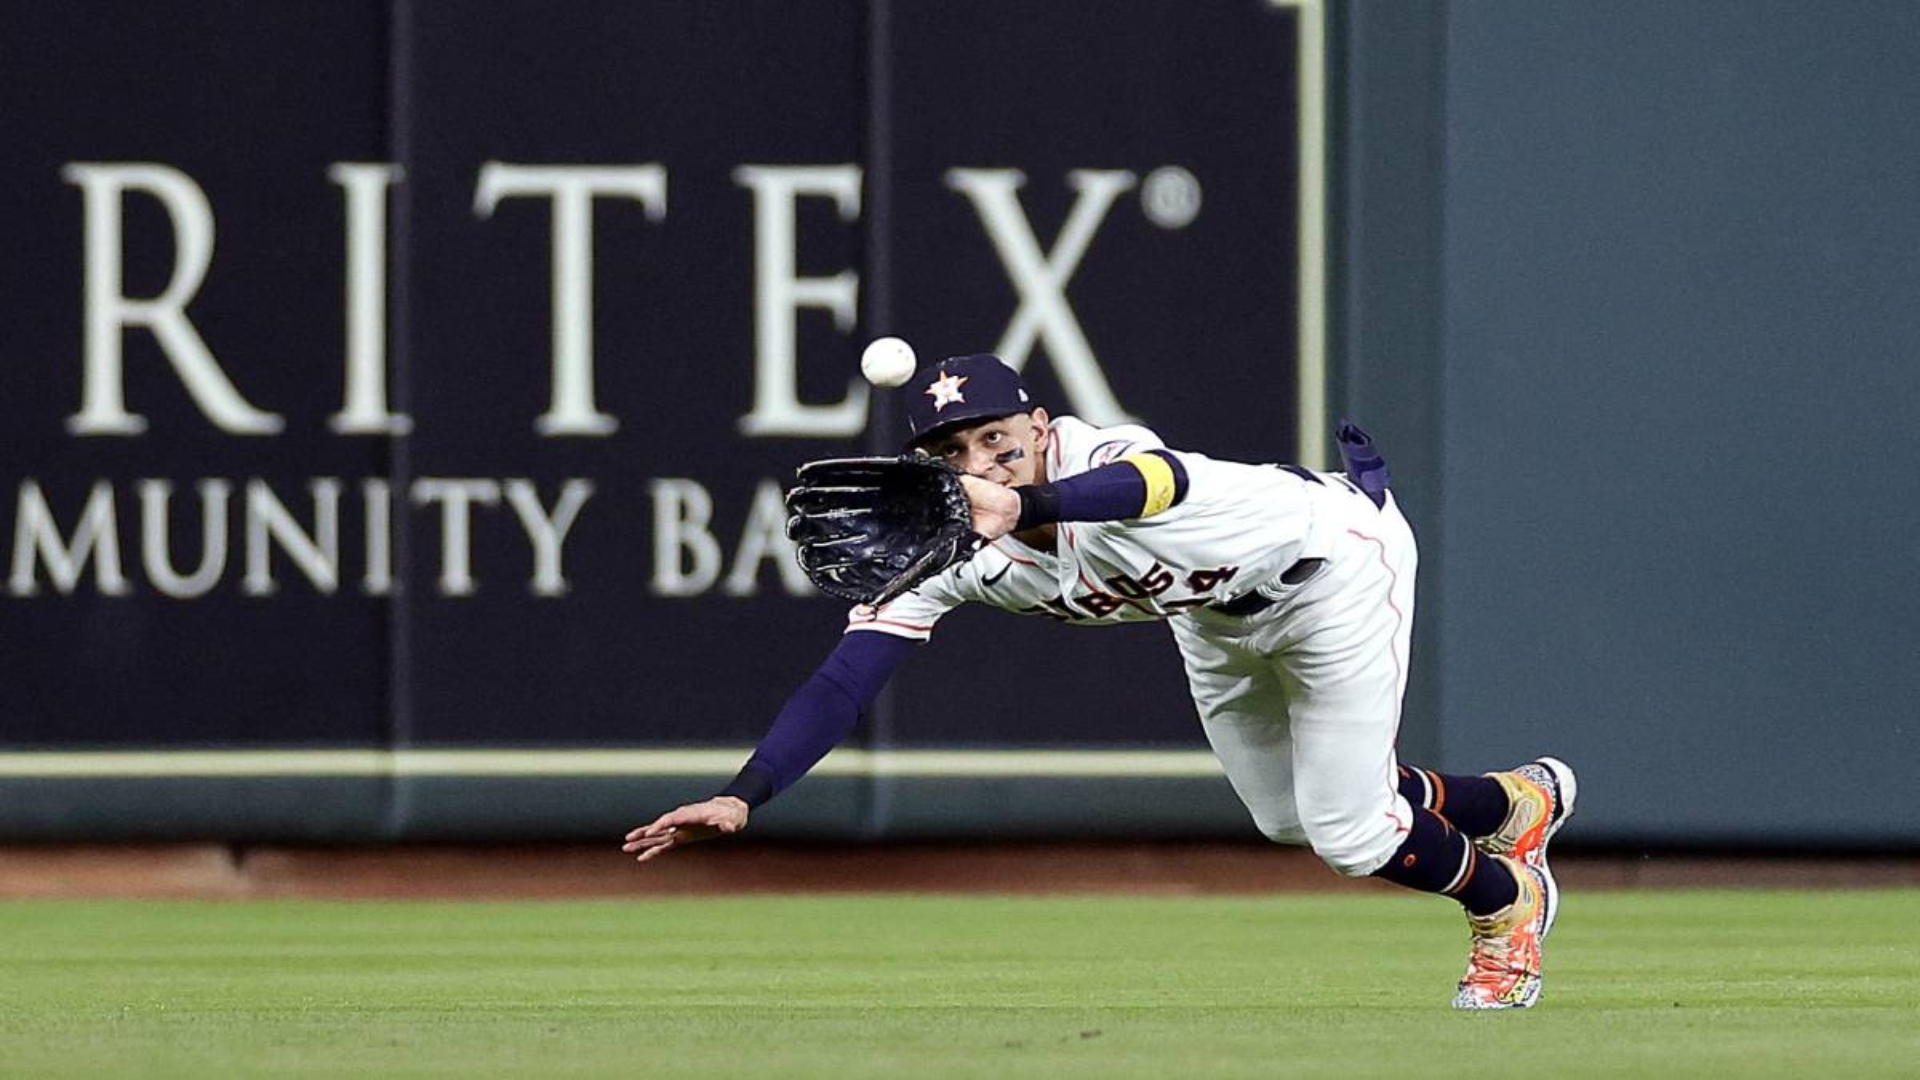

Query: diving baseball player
(626, 353), (1577, 1009)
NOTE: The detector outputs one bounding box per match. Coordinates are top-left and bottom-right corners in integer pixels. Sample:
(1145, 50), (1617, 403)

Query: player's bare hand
(621, 796), (749, 864)
(959, 475), (1021, 540)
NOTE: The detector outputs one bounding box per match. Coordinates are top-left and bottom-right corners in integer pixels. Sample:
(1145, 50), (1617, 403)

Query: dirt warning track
(3, 842), (1917, 899)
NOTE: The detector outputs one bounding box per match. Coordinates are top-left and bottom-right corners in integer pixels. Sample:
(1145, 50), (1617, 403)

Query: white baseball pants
(1170, 492), (1419, 877)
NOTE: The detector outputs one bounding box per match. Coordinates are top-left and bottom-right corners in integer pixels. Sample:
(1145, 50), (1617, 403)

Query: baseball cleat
(1452, 854), (1552, 1010)
(1478, 756), (1576, 932)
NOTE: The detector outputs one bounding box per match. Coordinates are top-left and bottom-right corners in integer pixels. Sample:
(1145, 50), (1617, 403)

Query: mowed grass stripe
(1, 891), (1915, 1079)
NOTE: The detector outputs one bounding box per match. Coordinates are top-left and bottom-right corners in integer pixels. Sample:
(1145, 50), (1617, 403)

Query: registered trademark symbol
(1140, 166), (1201, 229)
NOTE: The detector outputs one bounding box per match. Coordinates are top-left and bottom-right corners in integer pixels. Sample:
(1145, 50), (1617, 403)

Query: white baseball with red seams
(848, 415), (1420, 878)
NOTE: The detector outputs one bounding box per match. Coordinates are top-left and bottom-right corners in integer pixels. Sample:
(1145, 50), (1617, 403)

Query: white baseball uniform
(848, 415), (1419, 876)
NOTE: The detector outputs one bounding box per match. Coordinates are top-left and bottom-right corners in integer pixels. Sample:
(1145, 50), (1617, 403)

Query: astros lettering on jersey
(847, 415), (1365, 639)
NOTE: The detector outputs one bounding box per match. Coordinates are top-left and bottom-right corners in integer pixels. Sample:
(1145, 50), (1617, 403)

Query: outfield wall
(5, 3), (1916, 847)
(1372, 1), (1920, 847)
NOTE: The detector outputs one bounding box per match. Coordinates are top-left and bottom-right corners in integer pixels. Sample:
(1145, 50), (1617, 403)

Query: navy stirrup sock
(1397, 764), (1513, 840)
(1372, 806), (1520, 916)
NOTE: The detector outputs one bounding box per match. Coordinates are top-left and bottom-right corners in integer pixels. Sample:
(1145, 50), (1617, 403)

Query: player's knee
(1305, 823), (1398, 878)
(1252, 817), (1309, 848)
(1312, 842), (1390, 878)
(1298, 791), (1412, 877)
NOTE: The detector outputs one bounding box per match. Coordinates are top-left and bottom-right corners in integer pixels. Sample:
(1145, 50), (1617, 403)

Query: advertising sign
(0, 2), (1321, 836)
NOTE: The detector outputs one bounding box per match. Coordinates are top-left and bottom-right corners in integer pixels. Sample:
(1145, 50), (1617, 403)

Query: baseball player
(625, 353), (1577, 1009)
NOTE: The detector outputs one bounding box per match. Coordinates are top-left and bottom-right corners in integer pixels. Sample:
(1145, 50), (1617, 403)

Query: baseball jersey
(846, 416), (1352, 641)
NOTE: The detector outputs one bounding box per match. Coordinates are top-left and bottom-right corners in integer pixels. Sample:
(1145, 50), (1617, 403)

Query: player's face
(923, 408), (1051, 487)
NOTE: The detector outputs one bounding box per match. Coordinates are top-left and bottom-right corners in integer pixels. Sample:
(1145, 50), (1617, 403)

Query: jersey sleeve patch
(1087, 439), (1137, 467)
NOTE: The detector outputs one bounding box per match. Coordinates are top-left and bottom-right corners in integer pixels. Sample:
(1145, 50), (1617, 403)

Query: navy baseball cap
(902, 353), (1036, 449)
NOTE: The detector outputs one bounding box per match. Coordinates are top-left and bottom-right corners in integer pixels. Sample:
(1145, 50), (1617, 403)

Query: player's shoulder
(1047, 415), (1166, 477)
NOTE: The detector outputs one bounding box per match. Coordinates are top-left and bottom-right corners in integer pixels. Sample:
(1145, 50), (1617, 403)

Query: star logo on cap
(924, 371), (968, 411)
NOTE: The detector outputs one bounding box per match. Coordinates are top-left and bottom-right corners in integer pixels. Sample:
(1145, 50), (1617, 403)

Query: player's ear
(1027, 407), (1051, 448)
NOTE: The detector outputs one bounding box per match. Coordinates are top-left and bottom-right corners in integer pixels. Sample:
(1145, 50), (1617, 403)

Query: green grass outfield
(2, 890), (1915, 1078)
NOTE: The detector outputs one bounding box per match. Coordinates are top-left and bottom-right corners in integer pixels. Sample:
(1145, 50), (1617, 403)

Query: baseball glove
(784, 455), (986, 606)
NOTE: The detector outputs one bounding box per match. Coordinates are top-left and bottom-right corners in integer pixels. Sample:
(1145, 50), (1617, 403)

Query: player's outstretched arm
(622, 796), (749, 863)
(619, 632), (919, 867)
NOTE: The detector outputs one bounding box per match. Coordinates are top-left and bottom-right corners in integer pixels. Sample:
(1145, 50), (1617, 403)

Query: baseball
(860, 336), (918, 387)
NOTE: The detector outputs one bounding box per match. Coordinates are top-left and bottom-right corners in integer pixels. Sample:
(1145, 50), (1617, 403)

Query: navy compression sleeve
(1014, 449), (1189, 531)
(715, 631), (917, 807)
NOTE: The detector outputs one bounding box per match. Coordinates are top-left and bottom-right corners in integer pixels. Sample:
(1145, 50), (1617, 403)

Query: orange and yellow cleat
(1453, 854), (1553, 1010)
